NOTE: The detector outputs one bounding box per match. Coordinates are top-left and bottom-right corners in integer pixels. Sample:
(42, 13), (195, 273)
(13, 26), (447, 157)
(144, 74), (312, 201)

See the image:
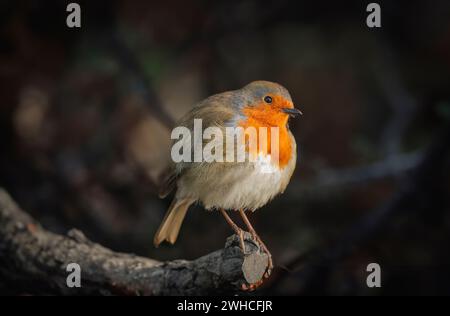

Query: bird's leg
(238, 209), (273, 277)
(220, 209), (246, 254)
(220, 209), (270, 291)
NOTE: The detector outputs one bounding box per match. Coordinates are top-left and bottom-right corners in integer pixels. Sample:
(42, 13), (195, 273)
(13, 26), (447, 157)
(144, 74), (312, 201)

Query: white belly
(199, 153), (295, 211)
(176, 134), (297, 212)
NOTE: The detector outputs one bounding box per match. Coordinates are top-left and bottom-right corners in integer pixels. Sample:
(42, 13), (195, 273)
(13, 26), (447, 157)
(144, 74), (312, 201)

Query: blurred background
(1, 0), (450, 295)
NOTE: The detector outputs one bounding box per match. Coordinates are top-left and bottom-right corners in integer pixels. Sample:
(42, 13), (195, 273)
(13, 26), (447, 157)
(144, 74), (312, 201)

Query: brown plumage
(154, 81), (301, 288)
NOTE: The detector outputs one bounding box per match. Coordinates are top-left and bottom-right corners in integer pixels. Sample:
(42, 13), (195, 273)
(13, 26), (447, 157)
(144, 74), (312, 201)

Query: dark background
(1, 0), (450, 295)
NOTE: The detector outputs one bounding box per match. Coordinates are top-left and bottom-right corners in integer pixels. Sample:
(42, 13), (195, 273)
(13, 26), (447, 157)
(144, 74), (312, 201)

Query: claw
(241, 279), (264, 291)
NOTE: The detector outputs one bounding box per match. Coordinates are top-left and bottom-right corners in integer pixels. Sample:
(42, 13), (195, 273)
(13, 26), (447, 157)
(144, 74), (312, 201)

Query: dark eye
(264, 96), (272, 104)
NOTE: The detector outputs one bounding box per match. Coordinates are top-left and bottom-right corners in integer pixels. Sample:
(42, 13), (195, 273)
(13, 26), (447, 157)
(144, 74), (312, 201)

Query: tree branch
(0, 189), (268, 295)
(290, 150), (423, 199)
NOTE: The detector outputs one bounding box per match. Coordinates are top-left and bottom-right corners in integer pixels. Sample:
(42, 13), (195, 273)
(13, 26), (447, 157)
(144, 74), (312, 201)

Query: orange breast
(238, 102), (293, 168)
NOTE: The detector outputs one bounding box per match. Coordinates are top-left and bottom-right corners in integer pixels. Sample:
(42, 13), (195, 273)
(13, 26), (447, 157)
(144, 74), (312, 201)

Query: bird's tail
(153, 198), (194, 247)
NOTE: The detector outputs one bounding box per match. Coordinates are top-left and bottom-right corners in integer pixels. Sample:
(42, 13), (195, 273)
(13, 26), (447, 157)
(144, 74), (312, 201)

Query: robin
(154, 81), (301, 289)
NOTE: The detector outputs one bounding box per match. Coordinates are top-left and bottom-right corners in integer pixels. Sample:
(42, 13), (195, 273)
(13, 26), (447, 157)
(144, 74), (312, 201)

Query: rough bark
(0, 189), (268, 295)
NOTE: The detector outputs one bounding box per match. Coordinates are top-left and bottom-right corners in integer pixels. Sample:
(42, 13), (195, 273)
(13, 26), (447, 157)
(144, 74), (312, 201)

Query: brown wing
(158, 165), (177, 198)
(157, 91), (239, 199)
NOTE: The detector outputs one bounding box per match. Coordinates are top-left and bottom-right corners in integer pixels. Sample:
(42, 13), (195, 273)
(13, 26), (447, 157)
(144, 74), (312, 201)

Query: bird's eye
(264, 96), (272, 104)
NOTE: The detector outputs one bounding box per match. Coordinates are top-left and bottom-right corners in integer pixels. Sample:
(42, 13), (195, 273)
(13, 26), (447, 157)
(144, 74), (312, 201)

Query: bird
(154, 80), (301, 288)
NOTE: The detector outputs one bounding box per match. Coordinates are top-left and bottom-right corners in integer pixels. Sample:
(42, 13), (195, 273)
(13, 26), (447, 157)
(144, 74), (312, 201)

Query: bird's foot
(241, 279), (264, 292)
(263, 252), (273, 279)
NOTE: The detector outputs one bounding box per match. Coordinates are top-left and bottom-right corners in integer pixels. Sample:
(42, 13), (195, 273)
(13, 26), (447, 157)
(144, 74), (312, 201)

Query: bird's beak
(282, 107), (303, 117)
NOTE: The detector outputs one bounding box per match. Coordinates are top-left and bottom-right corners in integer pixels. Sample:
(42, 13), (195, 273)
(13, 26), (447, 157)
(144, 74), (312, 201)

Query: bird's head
(238, 81), (302, 128)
